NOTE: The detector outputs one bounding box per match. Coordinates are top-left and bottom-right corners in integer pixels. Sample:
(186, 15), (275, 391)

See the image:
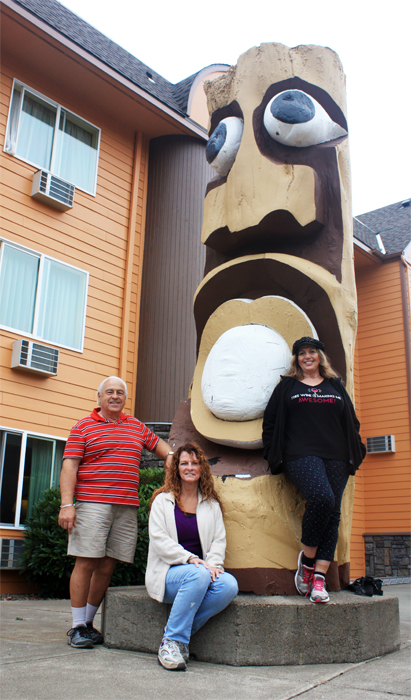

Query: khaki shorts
(68, 502), (138, 563)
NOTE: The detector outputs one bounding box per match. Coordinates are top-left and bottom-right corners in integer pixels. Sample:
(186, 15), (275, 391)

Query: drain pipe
(399, 254), (411, 421)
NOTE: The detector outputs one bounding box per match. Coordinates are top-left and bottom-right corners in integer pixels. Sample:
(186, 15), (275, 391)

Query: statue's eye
(206, 117), (244, 176)
(263, 90), (347, 147)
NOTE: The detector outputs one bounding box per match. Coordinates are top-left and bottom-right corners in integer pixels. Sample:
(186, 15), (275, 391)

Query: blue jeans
(163, 563), (238, 644)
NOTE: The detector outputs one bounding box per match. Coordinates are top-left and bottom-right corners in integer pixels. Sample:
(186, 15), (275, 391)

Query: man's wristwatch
(166, 451), (174, 456)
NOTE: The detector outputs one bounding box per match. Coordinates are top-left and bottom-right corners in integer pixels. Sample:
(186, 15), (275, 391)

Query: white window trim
(0, 425), (66, 530)
(0, 236), (89, 353)
(4, 78), (101, 197)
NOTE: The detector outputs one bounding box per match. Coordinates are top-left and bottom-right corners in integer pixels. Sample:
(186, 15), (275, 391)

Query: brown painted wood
(135, 135), (213, 422)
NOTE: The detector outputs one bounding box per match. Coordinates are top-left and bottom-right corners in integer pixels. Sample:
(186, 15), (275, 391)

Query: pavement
(0, 584), (410, 700)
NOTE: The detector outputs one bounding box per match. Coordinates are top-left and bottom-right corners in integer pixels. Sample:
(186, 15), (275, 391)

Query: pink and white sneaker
(294, 550), (314, 596)
(310, 573), (330, 603)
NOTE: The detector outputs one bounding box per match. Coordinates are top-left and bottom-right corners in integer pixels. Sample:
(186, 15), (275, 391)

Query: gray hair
(96, 376), (128, 404)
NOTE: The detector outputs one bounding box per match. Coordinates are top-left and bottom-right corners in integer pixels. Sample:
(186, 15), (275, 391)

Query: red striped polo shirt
(63, 408), (159, 506)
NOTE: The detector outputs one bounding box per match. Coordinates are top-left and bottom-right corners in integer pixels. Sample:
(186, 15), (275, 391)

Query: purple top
(174, 503), (203, 559)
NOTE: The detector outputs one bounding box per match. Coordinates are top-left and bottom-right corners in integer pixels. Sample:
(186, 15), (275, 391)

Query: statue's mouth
(205, 210), (325, 258)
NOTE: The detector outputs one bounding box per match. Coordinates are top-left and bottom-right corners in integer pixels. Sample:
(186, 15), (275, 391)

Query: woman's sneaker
(294, 550), (314, 596)
(158, 637), (186, 670)
(162, 627), (189, 663)
(176, 641), (189, 663)
(310, 573), (330, 603)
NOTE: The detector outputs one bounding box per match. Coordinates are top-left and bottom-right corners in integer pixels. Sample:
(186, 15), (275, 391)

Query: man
(58, 376), (174, 648)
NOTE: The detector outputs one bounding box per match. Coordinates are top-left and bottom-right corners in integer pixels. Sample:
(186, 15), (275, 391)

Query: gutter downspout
(119, 131), (147, 414)
(400, 254), (411, 424)
(131, 135), (150, 416)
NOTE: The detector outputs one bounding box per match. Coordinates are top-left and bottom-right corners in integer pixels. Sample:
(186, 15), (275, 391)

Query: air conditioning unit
(366, 435), (395, 454)
(11, 339), (59, 376)
(31, 170), (75, 211)
(0, 539), (25, 569)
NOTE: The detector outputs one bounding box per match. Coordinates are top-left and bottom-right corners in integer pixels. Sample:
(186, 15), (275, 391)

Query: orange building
(0, 0), (222, 592)
(1, 0), (409, 593)
(350, 201), (411, 580)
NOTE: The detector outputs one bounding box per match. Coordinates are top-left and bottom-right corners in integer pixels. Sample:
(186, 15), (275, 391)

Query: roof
(172, 73), (201, 112)
(12, 1), (407, 245)
(354, 200), (411, 255)
(11, 0), (201, 115)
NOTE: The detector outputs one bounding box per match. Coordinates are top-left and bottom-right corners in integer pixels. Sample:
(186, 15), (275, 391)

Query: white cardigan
(145, 491), (226, 602)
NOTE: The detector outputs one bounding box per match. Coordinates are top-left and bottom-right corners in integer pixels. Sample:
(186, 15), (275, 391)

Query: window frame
(0, 425), (66, 530)
(0, 237), (89, 353)
(4, 79), (101, 196)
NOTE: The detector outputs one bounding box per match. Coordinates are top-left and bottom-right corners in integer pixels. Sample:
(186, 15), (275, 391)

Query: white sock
(85, 603), (99, 625)
(71, 606), (87, 628)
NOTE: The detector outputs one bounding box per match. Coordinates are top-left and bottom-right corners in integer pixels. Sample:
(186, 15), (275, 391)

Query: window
(4, 80), (100, 195)
(0, 429), (65, 528)
(0, 239), (88, 351)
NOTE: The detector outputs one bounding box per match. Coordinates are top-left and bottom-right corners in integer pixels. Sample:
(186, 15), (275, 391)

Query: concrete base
(103, 586), (400, 666)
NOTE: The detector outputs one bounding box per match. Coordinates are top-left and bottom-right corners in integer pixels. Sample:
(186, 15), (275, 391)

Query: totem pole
(170, 43), (357, 594)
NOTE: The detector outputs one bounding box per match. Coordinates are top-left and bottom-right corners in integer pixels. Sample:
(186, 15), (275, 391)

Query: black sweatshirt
(262, 376), (366, 475)
(283, 379), (348, 462)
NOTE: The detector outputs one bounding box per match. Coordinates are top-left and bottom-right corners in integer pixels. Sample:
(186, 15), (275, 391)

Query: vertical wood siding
(354, 261), (411, 540)
(135, 136), (212, 422)
(0, 60), (146, 435)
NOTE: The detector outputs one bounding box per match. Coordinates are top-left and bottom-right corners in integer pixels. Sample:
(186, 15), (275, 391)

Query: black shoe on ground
(67, 626), (94, 648)
(86, 623), (104, 644)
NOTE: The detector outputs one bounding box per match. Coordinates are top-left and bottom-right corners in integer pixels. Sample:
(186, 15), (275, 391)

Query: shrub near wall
(22, 489), (74, 598)
(22, 468), (164, 598)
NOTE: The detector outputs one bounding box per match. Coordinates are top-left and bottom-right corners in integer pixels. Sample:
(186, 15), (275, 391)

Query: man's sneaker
(176, 641), (189, 663)
(67, 626), (94, 648)
(294, 550), (314, 596)
(158, 637), (186, 670)
(86, 623), (104, 644)
(310, 574), (330, 603)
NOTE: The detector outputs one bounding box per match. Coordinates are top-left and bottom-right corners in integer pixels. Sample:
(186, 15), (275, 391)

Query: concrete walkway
(1, 585), (410, 700)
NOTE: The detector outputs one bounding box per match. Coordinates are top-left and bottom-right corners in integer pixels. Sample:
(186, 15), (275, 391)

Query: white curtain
(0, 245), (39, 332)
(16, 93), (55, 170)
(6, 86), (98, 192)
(56, 112), (98, 192)
(4, 85), (22, 154)
(36, 259), (87, 349)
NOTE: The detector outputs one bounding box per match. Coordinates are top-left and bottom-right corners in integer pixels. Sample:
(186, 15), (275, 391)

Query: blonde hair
(150, 442), (223, 512)
(285, 347), (340, 381)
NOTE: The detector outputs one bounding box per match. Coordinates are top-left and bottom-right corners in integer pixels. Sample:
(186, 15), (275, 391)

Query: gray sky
(60, 0), (410, 216)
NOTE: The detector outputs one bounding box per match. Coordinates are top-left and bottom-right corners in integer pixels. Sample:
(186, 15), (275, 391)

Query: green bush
(21, 488), (74, 598)
(22, 468), (164, 598)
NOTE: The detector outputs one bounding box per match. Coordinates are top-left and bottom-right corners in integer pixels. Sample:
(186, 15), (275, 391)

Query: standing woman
(146, 442), (238, 670)
(262, 337), (365, 603)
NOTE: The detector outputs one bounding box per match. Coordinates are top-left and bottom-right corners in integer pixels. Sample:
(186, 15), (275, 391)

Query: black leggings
(283, 456), (350, 562)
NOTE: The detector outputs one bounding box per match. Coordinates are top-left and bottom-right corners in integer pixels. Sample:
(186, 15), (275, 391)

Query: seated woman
(146, 442), (238, 671)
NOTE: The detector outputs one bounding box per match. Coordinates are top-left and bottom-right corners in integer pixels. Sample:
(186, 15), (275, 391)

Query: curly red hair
(150, 442), (223, 512)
